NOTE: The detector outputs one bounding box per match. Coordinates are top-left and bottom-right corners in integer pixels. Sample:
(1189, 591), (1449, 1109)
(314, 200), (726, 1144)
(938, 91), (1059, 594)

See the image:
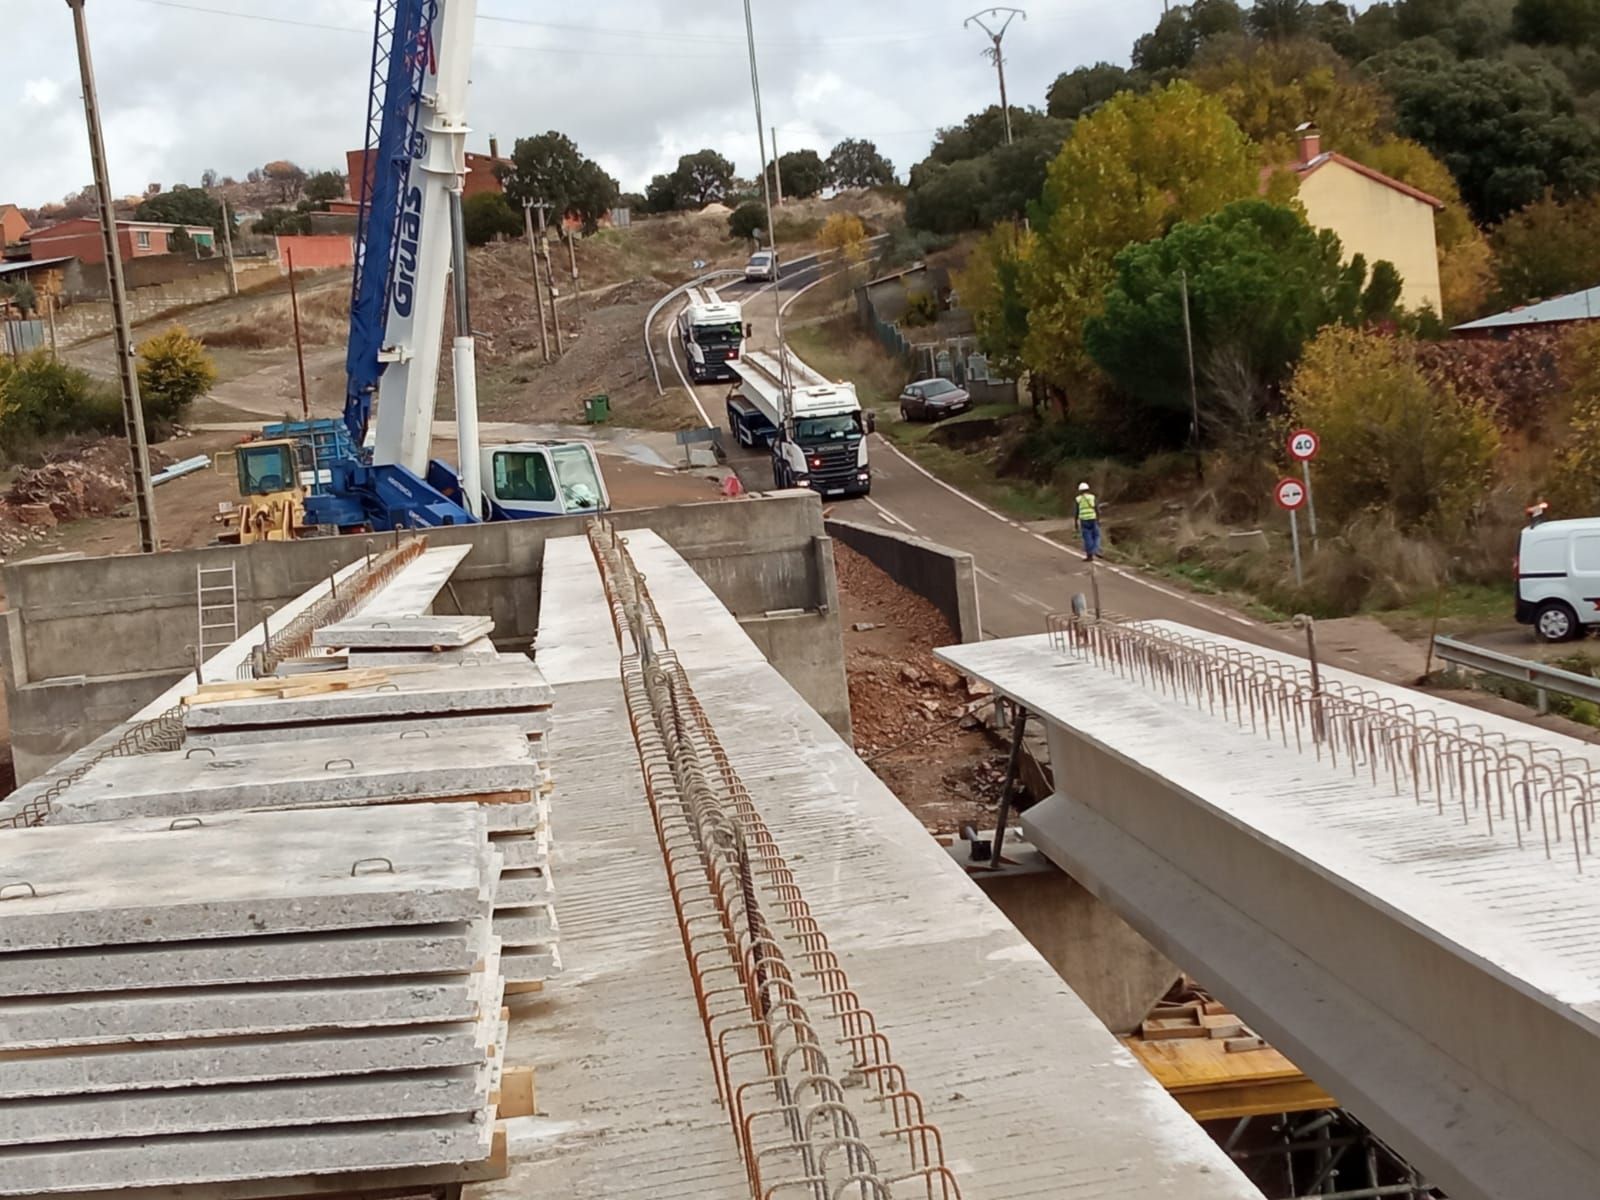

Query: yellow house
(1280, 125), (1444, 316)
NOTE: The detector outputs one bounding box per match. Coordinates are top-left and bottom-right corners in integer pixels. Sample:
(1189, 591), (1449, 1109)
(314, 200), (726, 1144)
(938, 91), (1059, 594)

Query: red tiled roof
(1288, 152), (1445, 211)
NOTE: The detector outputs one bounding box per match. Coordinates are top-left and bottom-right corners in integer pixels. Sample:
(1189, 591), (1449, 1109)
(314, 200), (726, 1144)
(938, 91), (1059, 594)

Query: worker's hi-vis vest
(1076, 492), (1099, 522)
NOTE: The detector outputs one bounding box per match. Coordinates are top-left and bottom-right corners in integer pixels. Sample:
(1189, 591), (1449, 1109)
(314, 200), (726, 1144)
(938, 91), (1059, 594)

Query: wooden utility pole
(285, 247), (309, 419)
(67, 0), (158, 553)
(533, 202), (562, 359)
(965, 8), (1027, 146)
(218, 197), (240, 296)
(522, 200), (550, 363)
(771, 127), (784, 207)
(565, 230), (582, 332)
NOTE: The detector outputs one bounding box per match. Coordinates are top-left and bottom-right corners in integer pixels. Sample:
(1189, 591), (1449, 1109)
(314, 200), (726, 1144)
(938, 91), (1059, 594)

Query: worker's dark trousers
(1081, 520), (1102, 557)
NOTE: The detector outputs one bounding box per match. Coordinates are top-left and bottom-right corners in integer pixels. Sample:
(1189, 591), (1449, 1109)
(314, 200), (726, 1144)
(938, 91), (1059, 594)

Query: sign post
(1275, 477), (1309, 587)
(1287, 428), (1320, 548)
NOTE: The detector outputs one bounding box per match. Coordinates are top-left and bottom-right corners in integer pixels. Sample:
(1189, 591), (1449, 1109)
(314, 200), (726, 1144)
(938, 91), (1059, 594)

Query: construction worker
(1075, 482), (1102, 561)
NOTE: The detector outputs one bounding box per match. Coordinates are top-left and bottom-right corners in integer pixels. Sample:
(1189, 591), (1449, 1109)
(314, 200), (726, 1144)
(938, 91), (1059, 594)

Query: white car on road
(745, 250), (777, 282)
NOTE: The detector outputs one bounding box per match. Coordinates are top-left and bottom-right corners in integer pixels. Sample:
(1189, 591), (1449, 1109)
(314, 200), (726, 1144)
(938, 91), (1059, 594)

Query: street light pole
(743, 0), (792, 404)
(65, 0), (158, 553)
(1179, 268), (1202, 483)
(965, 7), (1027, 146)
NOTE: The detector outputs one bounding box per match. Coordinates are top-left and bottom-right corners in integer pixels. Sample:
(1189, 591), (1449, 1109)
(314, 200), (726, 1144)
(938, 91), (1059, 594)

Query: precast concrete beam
(186, 712), (550, 751)
(0, 805), (492, 951)
(313, 614), (494, 650)
(940, 631), (1600, 1200)
(56, 729), (537, 824)
(1, 1065), (489, 1146)
(0, 1111), (496, 1195)
(0, 1022), (495, 1099)
(0, 921), (484, 997)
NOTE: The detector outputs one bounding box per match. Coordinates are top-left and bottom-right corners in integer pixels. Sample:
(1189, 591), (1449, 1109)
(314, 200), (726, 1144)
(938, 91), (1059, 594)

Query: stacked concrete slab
(174, 656), (561, 988)
(0, 805), (507, 1195)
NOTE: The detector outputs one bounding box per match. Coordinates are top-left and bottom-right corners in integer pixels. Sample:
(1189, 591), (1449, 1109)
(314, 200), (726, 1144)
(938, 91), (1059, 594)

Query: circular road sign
(1275, 477), (1308, 512)
(1288, 428), (1320, 462)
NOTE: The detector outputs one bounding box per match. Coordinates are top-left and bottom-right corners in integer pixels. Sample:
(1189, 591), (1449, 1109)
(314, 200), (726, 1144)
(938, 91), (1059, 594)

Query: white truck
(677, 286), (748, 384)
(728, 349), (873, 497)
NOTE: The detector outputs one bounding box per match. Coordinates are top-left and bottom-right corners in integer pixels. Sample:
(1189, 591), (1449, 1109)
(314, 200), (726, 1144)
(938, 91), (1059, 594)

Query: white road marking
(873, 434), (1259, 629)
(864, 497), (908, 530)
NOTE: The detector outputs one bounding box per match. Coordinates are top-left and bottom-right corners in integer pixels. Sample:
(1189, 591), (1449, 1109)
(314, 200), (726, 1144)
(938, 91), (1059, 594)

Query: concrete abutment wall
(825, 518), (980, 643)
(2, 494), (848, 783)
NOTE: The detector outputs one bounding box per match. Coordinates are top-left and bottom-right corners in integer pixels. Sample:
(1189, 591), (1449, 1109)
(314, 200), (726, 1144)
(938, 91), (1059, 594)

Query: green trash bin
(583, 393), (611, 424)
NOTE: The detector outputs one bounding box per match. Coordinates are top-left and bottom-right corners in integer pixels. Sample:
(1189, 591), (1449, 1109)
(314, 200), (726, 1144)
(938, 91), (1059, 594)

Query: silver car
(899, 378), (972, 421)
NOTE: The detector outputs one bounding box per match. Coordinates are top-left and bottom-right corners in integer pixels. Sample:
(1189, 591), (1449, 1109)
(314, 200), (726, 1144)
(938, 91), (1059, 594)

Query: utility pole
(218, 196), (239, 297)
(522, 200), (550, 363)
(285, 246), (309, 420)
(744, 0), (793, 406)
(771, 126), (784, 207)
(533, 202), (562, 360)
(1180, 268), (1202, 483)
(565, 230), (582, 333)
(965, 7), (1027, 146)
(66, 0), (158, 553)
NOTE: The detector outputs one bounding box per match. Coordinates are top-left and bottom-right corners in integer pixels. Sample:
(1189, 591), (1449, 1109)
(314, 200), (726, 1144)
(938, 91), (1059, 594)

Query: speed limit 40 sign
(1275, 477), (1308, 511)
(1288, 429), (1320, 462)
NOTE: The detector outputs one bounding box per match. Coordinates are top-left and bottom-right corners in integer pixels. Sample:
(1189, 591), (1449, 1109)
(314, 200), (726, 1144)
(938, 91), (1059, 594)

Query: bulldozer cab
(231, 441), (304, 497)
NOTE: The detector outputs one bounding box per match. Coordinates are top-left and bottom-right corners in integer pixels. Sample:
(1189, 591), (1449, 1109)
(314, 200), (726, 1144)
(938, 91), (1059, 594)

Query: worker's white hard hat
(1078, 482), (1091, 492)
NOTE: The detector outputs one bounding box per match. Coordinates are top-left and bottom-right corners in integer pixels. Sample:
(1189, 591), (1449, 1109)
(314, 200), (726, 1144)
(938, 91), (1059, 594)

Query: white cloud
(0, 0), (1159, 209)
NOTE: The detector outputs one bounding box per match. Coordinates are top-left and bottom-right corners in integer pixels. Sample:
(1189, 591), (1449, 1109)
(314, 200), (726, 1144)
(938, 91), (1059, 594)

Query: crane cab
(484, 441), (611, 520)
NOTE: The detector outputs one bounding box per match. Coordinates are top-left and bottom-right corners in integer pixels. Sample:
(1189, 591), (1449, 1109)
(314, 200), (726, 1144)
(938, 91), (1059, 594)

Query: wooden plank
(1174, 1078), (1338, 1122)
(496, 1066), (537, 1119)
(502, 980), (544, 998)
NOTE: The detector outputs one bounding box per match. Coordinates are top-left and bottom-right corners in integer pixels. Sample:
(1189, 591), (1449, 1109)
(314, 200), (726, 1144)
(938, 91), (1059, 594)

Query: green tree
(728, 200), (767, 242)
(1047, 62), (1147, 119)
(135, 185), (223, 235)
(1248, 0), (1313, 39)
(1489, 191), (1600, 306)
(1021, 81), (1261, 389)
(1189, 37), (1390, 157)
(1513, 0), (1600, 45)
(303, 170), (346, 205)
(954, 223), (1033, 381)
(827, 138), (896, 188)
(502, 132), (619, 234)
(262, 160), (307, 203)
(0, 353), (118, 448)
(1134, 8), (1202, 71)
(136, 326), (216, 437)
(462, 192), (523, 246)
(643, 173), (679, 214)
(922, 106), (1069, 168)
(1546, 323), (1600, 514)
(670, 149), (736, 207)
(1, 280), (39, 318)
(767, 149), (828, 199)
(252, 207), (312, 236)
(1366, 43), (1600, 221)
(1288, 326), (1498, 532)
(1083, 200), (1400, 442)
(904, 159), (990, 234)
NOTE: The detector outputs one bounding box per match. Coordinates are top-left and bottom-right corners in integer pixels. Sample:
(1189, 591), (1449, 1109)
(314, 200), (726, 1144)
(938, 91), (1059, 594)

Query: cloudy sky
(1, 0), (1157, 210)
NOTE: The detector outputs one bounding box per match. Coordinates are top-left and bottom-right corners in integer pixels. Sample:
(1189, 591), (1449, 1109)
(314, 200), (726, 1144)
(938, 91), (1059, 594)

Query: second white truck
(728, 349), (873, 498)
(678, 286), (748, 384)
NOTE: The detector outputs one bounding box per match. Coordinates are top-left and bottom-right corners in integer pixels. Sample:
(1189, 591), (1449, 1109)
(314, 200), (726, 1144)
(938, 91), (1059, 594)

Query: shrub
(462, 192), (522, 246)
(1287, 327), (1499, 534)
(901, 290), (938, 327)
(818, 213), (869, 265)
(1545, 323), (1600, 516)
(0, 353), (121, 454)
(728, 201), (766, 242)
(136, 326), (217, 437)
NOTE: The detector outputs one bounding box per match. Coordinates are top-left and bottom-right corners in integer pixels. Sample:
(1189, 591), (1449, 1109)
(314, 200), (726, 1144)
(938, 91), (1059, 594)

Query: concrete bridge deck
(939, 626), (1600, 1200)
(497, 533), (1262, 1200)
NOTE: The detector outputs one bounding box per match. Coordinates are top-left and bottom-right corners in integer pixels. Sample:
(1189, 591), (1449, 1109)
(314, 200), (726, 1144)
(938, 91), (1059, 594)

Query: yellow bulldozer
(213, 436), (314, 544)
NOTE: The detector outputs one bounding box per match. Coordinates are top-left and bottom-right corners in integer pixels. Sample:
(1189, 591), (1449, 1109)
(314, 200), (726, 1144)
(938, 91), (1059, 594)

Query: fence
(3, 319), (47, 357)
(855, 286), (1018, 404)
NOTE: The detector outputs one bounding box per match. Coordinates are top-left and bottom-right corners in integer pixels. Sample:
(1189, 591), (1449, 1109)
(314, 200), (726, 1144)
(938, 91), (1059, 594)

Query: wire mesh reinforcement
(589, 521), (963, 1200)
(1048, 612), (1600, 872)
(1, 706), (185, 831)
(249, 534), (428, 678)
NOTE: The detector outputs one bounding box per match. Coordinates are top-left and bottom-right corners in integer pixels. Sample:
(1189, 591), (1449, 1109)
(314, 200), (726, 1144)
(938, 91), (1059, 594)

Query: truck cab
(775, 386), (872, 498)
(678, 299), (746, 383)
(483, 441), (611, 520)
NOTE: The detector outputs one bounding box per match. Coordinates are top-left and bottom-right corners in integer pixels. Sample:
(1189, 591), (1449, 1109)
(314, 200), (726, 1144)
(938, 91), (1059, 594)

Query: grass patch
(1440, 664), (1600, 728)
(1377, 581), (1515, 636)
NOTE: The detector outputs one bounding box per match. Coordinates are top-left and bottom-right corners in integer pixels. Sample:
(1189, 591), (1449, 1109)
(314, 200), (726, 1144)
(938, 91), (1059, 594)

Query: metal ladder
(195, 563), (239, 682)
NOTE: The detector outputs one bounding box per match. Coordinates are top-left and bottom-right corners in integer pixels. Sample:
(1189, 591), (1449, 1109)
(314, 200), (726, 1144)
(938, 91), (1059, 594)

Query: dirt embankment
(833, 543), (1004, 835)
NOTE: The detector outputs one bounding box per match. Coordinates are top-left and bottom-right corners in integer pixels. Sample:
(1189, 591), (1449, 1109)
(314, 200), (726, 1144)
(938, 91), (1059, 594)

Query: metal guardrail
(1432, 635), (1600, 713)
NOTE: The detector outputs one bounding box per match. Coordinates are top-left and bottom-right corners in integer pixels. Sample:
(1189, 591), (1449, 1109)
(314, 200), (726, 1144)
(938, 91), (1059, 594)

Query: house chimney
(489, 135), (500, 161)
(1296, 122), (1322, 165)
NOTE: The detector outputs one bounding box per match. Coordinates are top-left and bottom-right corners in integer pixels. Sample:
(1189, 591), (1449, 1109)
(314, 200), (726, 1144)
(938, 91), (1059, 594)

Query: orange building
(25, 218), (214, 266)
(0, 204), (31, 251)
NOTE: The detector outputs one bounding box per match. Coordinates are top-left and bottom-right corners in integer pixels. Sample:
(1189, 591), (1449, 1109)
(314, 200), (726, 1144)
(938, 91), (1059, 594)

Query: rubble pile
(0, 440), (165, 561)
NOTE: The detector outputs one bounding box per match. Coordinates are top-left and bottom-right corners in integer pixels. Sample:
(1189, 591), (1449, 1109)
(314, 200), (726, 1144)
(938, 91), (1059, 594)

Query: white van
(745, 250), (777, 282)
(1516, 517), (1600, 641)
